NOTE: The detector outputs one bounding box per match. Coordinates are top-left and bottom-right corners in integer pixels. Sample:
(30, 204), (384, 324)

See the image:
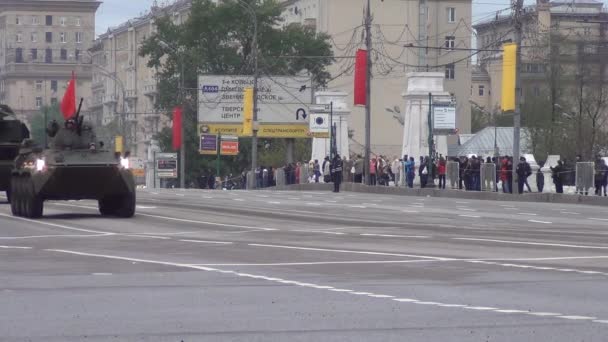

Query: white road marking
(456, 201), (470, 204)
(0, 245), (32, 249)
(306, 203), (321, 206)
(192, 260), (439, 266)
(45, 248), (608, 326)
(0, 213), (113, 235)
(137, 213), (277, 231)
(561, 212), (580, 215)
(494, 309), (529, 314)
(92, 273), (112, 276)
(459, 214), (481, 218)
(175, 194), (185, 197)
(325, 200), (337, 203)
(402, 210), (420, 213)
(178, 239), (233, 245)
(468, 260), (608, 277)
(350, 205), (367, 209)
(454, 237), (608, 250)
(528, 220), (552, 224)
(247, 243), (453, 260)
(589, 218), (608, 222)
(593, 320), (608, 324)
(268, 201), (281, 205)
(459, 209), (477, 212)
(125, 235), (171, 240)
(518, 213), (537, 216)
(317, 231), (345, 235)
(136, 206), (157, 209)
(360, 233), (430, 238)
(233, 198), (245, 201)
(0, 233), (110, 240)
(150, 192), (159, 195)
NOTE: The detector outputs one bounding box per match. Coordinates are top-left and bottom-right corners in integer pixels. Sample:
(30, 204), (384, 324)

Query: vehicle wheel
(114, 192), (135, 218)
(24, 178), (42, 219)
(98, 197), (114, 216)
(16, 177), (26, 217)
(10, 177), (18, 216)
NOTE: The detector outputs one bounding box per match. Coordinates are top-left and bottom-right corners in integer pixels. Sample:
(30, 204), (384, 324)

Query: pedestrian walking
(313, 159), (321, 183)
(551, 160), (565, 194)
(420, 157), (429, 188)
(405, 157), (415, 188)
(536, 161), (545, 193)
(516, 157), (532, 194)
(354, 155), (363, 183)
(331, 154), (343, 193)
(391, 156), (401, 186)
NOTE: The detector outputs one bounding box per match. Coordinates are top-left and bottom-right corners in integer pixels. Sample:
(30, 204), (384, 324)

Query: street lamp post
(158, 41), (186, 189)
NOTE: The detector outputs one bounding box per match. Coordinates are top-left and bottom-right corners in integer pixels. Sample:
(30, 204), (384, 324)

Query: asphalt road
(1, 188), (608, 341)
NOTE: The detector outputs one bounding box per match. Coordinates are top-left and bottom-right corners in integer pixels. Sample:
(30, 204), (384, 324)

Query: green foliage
(141, 0), (333, 185)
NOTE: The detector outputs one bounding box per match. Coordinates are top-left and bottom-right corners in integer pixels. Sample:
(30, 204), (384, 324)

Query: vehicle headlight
(36, 158), (46, 172)
(120, 157), (130, 169)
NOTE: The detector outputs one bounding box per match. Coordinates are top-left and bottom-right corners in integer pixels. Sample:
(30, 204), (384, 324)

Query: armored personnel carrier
(0, 105), (29, 202)
(10, 102), (135, 218)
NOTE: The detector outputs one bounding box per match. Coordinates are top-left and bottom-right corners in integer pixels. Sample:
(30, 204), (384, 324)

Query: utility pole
(363, 0), (372, 185)
(512, 0), (523, 193)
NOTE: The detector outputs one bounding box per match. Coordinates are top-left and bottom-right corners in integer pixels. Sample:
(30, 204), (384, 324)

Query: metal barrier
(481, 163), (497, 192)
(446, 161), (459, 189)
(275, 168), (286, 187)
(299, 164), (309, 184)
(575, 162), (595, 195)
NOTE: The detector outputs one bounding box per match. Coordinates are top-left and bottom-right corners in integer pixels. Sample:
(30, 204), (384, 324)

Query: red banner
(172, 106), (182, 151)
(354, 49), (367, 106)
(61, 71), (76, 119)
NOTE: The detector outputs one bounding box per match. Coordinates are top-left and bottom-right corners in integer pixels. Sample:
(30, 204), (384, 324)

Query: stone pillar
(312, 91), (351, 162)
(401, 72), (452, 161)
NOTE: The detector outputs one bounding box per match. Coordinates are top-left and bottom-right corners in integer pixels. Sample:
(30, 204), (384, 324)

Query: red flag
(61, 72), (76, 119)
(354, 49), (367, 106)
(172, 106), (182, 151)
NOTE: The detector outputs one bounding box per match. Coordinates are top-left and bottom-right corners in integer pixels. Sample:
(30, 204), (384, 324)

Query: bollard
(481, 163), (497, 192)
(576, 162), (595, 195)
(447, 161), (459, 189)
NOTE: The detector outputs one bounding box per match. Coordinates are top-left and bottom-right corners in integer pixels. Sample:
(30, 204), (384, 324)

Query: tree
(139, 0), (334, 184)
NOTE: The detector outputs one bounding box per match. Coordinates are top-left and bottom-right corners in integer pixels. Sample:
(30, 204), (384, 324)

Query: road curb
(270, 183), (608, 207)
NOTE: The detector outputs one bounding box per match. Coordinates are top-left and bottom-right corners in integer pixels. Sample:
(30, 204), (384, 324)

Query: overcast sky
(94, 0), (581, 36)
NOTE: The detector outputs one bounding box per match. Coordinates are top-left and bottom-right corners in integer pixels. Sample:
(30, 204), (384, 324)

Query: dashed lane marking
(268, 201), (281, 205)
(0, 213), (113, 235)
(124, 235), (171, 240)
(469, 260), (608, 277)
(44, 248), (608, 326)
(589, 218), (608, 222)
(247, 243), (453, 260)
(529, 220), (552, 224)
(92, 273), (112, 276)
(0, 245), (32, 249)
(178, 239), (233, 245)
(454, 237), (608, 250)
(561, 212), (580, 215)
(360, 233), (430, 239)
(458, 214), (481, 218)
(518, 213), (538, 216)
(137, 213), (277, 231)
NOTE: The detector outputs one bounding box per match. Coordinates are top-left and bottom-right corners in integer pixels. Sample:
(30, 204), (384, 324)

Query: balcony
(103, 94), (118, 105)
(125, 89), (138, 100)
(143, 83), (157, 97)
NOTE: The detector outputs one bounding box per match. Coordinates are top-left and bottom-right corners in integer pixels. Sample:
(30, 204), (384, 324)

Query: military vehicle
(10, 100), (135, 218)
(0, 104), (30, 202)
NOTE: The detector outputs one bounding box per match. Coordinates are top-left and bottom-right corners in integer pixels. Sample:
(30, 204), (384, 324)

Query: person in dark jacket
(594, 158), (607, 196)
(419, 157), (429, 188)
(331, 154), (343, 192)
(516, 156), (532, 194)
(551, 160), (565, 194)
(536, 161), (545, 193)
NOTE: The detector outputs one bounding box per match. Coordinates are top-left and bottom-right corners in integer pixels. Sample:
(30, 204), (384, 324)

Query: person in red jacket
(437, 157), (447, 189)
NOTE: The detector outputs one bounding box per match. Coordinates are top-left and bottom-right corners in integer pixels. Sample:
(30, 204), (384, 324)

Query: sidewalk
(271, 182), (608, 207)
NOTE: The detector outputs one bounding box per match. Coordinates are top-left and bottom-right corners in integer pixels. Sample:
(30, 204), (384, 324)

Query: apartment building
(89, 0), (191, 158)
(0, 0), (99, 121)
(473, 0), (608, 111)
(281, 0), (473, 156)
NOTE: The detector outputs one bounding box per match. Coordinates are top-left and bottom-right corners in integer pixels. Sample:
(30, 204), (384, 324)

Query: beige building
(89, 0), (192, 158)
(473, 0), (607, 111)
(0, 0), (99, 122)
(281, 0), (473, 156)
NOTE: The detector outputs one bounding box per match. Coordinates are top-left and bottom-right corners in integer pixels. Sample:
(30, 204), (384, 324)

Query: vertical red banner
(354, 49), (367, 106)
(172, 106), (182, 151)
(61, 71), (77, 119)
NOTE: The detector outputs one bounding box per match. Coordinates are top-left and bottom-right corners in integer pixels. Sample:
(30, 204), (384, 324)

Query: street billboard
(199, 134), (218, 155)
(198, 75), (314, 138)
(155, 153), (178, 179)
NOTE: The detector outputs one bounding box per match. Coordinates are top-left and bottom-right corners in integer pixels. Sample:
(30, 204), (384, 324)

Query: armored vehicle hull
(0, 113), (29, 201)
(10, 148), (136, 218)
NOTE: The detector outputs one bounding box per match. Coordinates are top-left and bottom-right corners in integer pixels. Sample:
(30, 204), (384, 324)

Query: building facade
(473, 0), (608, 111)
(281, 0), (473, 157)
(0, 0), (99, 122)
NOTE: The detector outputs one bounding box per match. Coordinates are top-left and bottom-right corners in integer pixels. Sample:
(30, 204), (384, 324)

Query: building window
(51, 98), (58, 105)
(447, 7), (456, 23)
(31, 32), (37, 43)
(75, 17), (81, 26)
(445, 63), (455, 79)
(60, 17), (66, 26)
(60, 48), (67, 60)
(51, 80), (58, 92)
(75, 32), (83, 44)
(75, 49), (80, 61)
(445, 36), (455, 51)
(60, 32), (66, 43)
(46, 15), (52, 26)
(16, 33), (22, 43)
(16, 48), (23, 63)
(36, 97), (43, 108)
(35, 80), (43, 92)
(45, 48), (52, 63)
(478, 85), (485, 96)
(16, 16), (21, 25)
(32, 16), (39, 25)
(31, 48), (37, 60)
(584, 27), (591, 36)
(45, 32), (52, 43)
